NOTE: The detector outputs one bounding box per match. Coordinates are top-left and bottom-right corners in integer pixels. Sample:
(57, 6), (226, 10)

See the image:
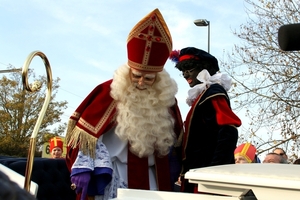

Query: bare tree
(222, 0), (300, 160)
(0, 68), (68, 157)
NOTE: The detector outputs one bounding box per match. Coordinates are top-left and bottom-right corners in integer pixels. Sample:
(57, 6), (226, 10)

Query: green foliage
(0, 68), (67, 157)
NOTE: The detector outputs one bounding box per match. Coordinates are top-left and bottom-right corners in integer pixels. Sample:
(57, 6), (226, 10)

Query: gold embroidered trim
(65, 101), (117, 158)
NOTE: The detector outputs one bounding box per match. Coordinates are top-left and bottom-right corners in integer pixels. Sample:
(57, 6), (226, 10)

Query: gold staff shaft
(23, 51), (52, 192)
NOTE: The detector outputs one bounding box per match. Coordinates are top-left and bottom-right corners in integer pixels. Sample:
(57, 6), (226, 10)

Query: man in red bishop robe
(65, 8), (183, 200)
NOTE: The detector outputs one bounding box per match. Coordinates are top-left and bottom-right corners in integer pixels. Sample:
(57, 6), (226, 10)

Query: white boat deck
(113, 164), (300, 200)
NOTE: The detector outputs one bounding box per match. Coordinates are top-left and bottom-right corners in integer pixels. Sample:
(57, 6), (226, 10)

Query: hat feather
(169, 50), (180, 63)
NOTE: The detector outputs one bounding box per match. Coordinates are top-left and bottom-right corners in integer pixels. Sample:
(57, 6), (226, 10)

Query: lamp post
(194, 19), (210, 53)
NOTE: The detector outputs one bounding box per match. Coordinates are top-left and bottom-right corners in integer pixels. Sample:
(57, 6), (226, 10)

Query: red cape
(65, 80), (183, 194)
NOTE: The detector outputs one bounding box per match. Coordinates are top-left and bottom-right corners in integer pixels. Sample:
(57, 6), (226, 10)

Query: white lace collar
(186, 69), (232, 106)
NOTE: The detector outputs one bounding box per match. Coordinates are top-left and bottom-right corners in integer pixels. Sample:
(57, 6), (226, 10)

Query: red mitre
(127, 8), (172, 72)
(65, 9), (174, 159)
(50, 137), (63, 152)
(234, 143), (257, 163)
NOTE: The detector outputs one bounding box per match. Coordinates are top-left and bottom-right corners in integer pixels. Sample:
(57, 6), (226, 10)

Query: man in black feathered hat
(170, 47), (242, 193)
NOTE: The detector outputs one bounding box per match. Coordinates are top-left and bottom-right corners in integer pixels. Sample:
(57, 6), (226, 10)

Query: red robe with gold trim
(65, 79), (183, 199)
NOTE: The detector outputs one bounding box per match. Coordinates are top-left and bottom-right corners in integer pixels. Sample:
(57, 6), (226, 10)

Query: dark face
(181, 67), (203, 87)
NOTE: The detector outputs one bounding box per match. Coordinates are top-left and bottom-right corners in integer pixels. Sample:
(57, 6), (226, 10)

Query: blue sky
(0, 0), (249, 135)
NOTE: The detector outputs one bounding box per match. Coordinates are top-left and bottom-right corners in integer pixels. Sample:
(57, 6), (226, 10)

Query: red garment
(211, 96), (242, 126)
(68, 79), (116, 142)
(65, 80), (183, 197)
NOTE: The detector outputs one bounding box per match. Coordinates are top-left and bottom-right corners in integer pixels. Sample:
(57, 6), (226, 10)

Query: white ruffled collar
(186, 69), (232, 106)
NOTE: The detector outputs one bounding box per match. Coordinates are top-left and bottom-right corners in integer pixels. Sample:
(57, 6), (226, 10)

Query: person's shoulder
(204, 83), (228, 97)
(198, 83), (229, 105)
(209, 83), (227, 92)
(100, 79), (113, 87)
(92, 79), (113, 91)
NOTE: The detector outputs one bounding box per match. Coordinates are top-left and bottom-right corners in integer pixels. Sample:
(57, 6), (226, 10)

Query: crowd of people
(24, 8), (296, 200)
(0, 6), (298, 200)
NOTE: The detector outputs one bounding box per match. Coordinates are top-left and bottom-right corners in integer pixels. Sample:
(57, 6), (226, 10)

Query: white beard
(110, 64), (178, 158)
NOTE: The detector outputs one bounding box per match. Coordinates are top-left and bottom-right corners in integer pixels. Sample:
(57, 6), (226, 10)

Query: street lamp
(194, 19), (210, 53)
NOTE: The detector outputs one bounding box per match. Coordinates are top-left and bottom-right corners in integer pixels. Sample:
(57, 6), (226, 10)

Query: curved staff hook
(22, 51), (52, 192)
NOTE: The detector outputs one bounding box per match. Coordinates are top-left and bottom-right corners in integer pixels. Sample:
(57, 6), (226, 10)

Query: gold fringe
(66, 119), (76, 139)
(66, 119), (97, 158)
